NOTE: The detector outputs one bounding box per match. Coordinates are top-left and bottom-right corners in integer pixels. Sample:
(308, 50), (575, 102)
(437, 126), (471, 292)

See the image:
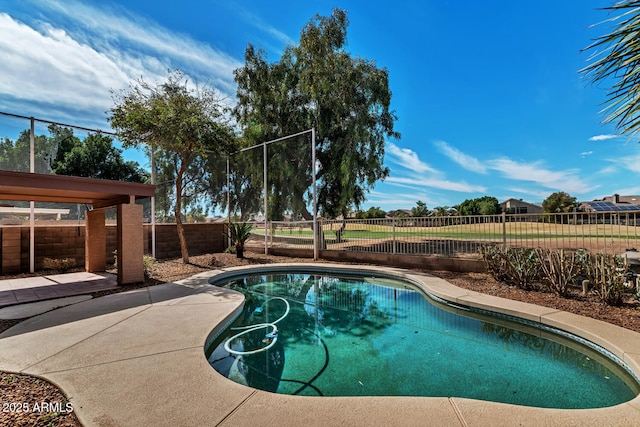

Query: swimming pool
(206, 267), (640, 409)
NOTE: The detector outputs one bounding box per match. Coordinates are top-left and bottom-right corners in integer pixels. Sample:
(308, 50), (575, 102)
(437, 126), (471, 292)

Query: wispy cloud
(385, 176), (486, 193)
(487, 158), (591, 194)
(616, 154), (640, 174)
(588, 134), (619, 141)
(238, 9), (294, 47)
(366, 190), (434, 210)
(434, 140), (486, 173)
(503, 187), (550, 200)
(580, 151), (593, 157)
(386, 142), (439, 174)
(0, 1), (242, 126)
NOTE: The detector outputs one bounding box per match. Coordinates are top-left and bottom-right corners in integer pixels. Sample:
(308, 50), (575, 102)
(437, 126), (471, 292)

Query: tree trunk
(175, 161), (190, 263)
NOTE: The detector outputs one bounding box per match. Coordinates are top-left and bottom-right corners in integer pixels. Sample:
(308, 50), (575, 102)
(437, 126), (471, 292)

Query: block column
(117, 202), (144, 284)
(85, 209), (106, 272)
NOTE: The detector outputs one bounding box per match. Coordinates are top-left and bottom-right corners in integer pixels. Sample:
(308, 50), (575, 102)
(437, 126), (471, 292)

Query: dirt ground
(1, 252), (640, 426)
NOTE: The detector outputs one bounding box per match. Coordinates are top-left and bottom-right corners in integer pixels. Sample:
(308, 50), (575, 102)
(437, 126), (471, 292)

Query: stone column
(117, 202), (144, 284)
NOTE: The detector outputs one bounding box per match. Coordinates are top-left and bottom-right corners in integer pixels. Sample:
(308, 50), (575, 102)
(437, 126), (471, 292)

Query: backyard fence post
(392, 218), (397, 254)
(502, 212), (507, 246)
(264, 141), (268, 255)
(312, 127), (318, 260)
(29, 117), (35, 273)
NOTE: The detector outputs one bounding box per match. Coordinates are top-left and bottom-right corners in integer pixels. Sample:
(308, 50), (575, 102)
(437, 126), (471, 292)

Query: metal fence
(249, 211), (640, 258)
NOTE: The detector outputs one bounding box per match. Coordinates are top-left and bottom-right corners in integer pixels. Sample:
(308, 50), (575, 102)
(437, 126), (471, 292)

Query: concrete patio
(0, 271), (118, 308)
(1, 264), (639, 426)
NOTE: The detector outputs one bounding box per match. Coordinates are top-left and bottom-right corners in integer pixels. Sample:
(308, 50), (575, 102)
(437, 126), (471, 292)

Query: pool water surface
(206, 271), (639, 409)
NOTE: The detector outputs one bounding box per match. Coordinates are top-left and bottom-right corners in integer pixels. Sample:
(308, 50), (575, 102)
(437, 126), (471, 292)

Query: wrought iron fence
(249, 211), (640, 258)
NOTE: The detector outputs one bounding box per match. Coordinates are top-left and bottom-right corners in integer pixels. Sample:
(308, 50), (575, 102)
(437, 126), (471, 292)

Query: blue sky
(1, 0), (639, 213)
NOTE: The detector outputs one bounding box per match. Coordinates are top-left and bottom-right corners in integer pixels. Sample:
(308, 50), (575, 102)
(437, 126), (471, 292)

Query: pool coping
(1, 263), (639, 426)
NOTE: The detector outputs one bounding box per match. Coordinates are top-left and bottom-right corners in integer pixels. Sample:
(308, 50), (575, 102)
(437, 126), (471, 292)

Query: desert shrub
(479, 245), (510, 283)
(143, 255), (157, 278)
(479, 245), (540, 289)
(535, 248), (579, 297)
(505, 247), (541, 289)
(42, 257), (77, 272)
(581, 252), (628, 306)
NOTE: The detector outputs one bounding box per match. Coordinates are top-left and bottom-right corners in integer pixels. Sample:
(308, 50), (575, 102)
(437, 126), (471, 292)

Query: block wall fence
(0, 223), (228, 274)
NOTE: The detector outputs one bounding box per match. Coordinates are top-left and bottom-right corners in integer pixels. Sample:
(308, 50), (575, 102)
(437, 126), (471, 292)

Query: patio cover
(0, 170), (154, 209)
(0, 170), (155, 284)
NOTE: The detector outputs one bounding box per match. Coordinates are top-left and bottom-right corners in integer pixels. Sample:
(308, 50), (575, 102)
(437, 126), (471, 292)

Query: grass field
(250, 219), (640, 255)
(258, 221), (640, 240)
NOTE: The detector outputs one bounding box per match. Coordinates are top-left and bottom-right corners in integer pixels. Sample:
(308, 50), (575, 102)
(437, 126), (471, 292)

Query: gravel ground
(1, 252), (640, 426)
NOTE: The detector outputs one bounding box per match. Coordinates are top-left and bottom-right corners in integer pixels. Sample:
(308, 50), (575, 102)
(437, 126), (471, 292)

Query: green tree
(233, 8), (399, 221)
(542, 192), (577, 213)
(432, 206), (450, 217)
(355, 206), (386, 219)
(0, 129), (53, 173)
(52, 131), (148, 182)
(456, 196), (501, 216)
(411, 200), (429, 217)
(109, 70), (236, 263)
(581, 1), (640, 135)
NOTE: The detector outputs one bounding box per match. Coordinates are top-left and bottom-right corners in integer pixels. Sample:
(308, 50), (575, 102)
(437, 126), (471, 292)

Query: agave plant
(224, 222), (253, 258)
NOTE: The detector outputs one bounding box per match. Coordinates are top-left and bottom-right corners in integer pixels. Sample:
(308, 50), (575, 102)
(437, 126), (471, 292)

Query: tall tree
(582, 1), (640, 135)
(456, 196), (501, 216)
(233, 8), (399, 220)
(411, 200), (429, 217)
(355, 206), (386, 219)
(0, 129), (53, 173)
(542, 192), (577, 213)
(52, 131), (148, 182)
(109, 70), (235, 263)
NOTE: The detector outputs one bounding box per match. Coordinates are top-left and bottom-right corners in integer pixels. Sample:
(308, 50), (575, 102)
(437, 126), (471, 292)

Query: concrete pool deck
(1, 263), (639, 426)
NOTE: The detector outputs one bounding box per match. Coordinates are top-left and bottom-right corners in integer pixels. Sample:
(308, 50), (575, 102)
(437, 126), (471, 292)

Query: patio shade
(0, 170), (155, 209)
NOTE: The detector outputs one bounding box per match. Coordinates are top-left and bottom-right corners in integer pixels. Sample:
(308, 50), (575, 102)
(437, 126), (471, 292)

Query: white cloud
(238, 9), (294, 47)
(386, 176), (486, 193)
(503, 187), (551, 200)
(613, 187), (640, 196)
(386, 142), (439, 174)
(598, 165), (618, 175)
(588, 134), (619, 141)
(366, 190), (433, 210)
(580, 151), (593, 157)
(0, 1), (242, 126)
(487, 157), (591, 194)
(617, 154), (640, 174)
(0, 14), (128, 117)
(434, 140), (487, 173)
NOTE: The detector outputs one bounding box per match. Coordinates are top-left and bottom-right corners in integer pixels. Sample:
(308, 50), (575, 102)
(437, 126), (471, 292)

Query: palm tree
(581, 1), (640, 135)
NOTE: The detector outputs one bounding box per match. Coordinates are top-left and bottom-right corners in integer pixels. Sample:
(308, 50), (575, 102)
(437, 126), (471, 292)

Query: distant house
(385, 209), (412, 218)
(578, 194), (640, 225)
(500, 198), (543, 215)
(579, 194), (640, 213)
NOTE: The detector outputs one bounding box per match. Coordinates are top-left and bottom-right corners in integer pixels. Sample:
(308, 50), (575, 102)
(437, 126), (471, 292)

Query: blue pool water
(205, 270), (639, 408)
